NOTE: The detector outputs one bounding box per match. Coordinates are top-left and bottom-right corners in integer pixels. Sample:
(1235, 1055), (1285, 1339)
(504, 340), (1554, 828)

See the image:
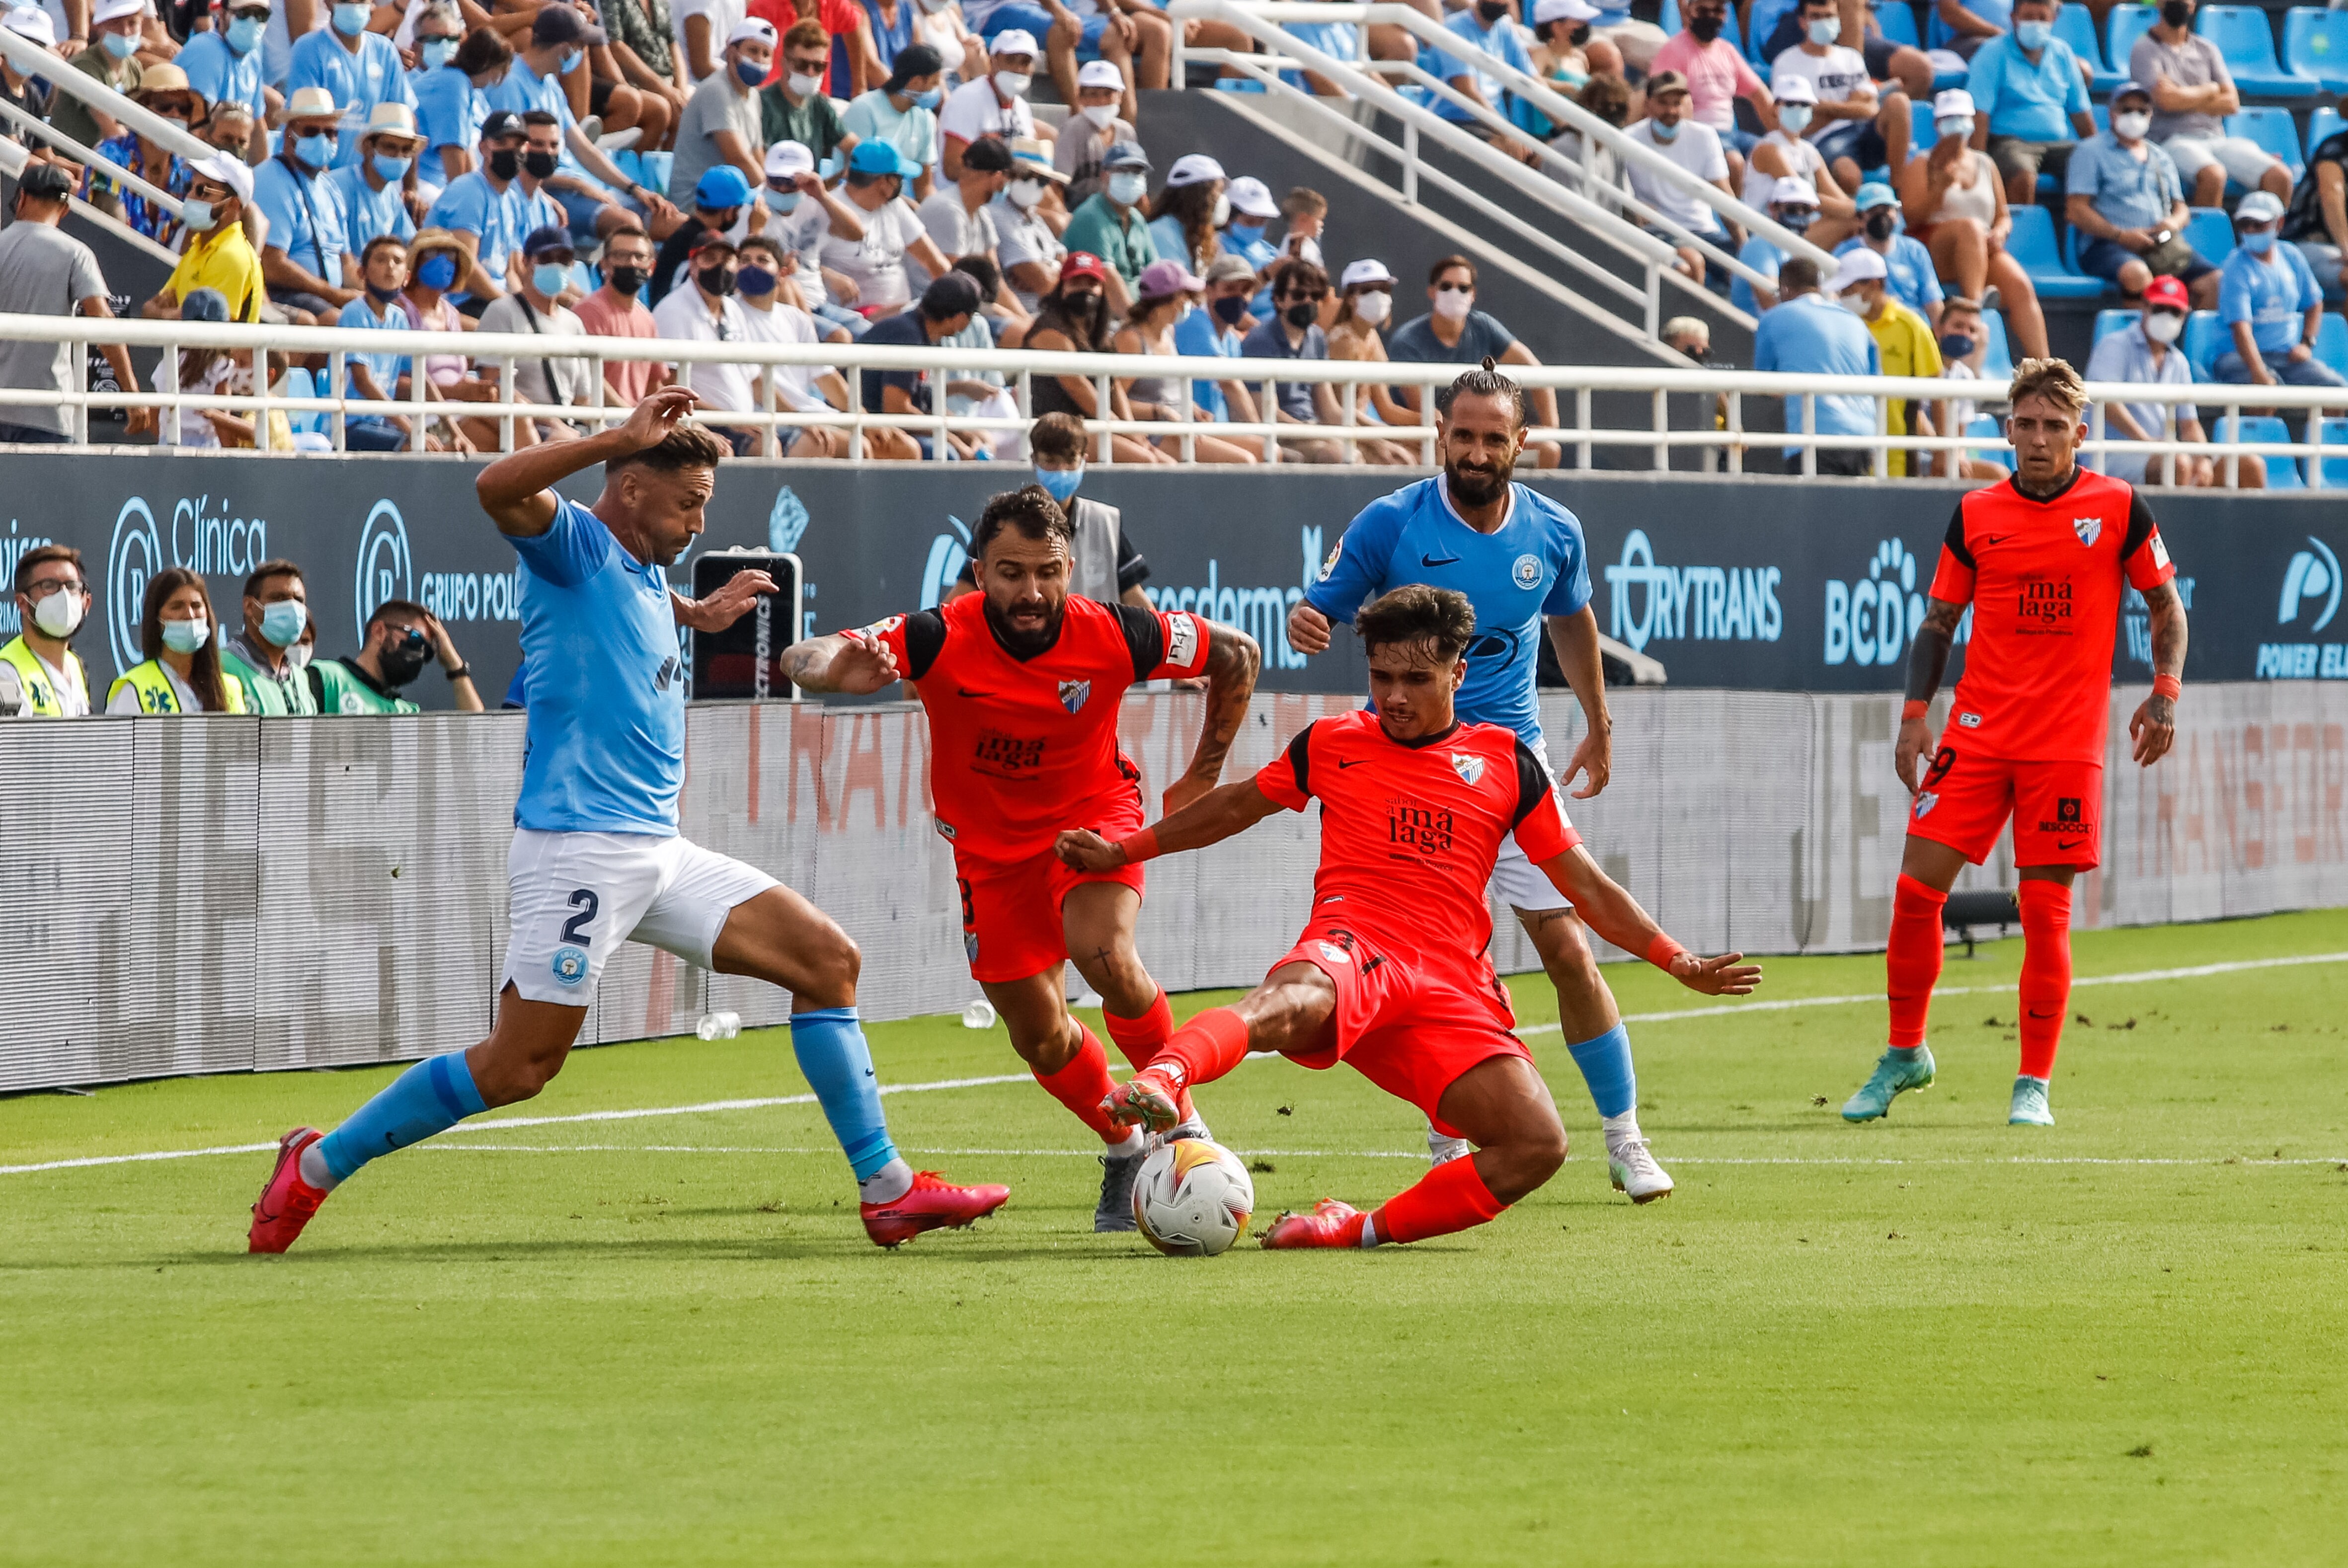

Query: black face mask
(380, 630), (430, 688)
(1211, 294), (1250, 325)
(698, 266), (738, 297)
(1477, 0), (1509, 21)
(1567, 22), (1590, 45)
(1689, 13), (1723, 41)
(1865, 210), (1897, 240)
(608, 265), (647, 298)
(486, 147), (519, 180)
(1283, 300), (1317, 329)
(2160, 0), (2192, 25)
(522, 149), (558, 179)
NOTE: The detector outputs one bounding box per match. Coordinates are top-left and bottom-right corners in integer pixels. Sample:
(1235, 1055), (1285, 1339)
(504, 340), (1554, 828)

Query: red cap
(1060, 250), (1108, 283)
(2142, 274), (2189, 311)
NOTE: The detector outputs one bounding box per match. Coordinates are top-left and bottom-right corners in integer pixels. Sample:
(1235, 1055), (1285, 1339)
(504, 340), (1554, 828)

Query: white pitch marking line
(416, 1144), (2348, 1168)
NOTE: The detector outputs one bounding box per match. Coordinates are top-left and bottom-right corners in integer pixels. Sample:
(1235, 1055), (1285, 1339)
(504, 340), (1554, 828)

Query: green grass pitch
(4, 911), (2347, 1567)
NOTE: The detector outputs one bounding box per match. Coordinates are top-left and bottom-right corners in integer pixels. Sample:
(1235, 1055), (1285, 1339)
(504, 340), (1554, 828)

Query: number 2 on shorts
(560, 888), (600, 944)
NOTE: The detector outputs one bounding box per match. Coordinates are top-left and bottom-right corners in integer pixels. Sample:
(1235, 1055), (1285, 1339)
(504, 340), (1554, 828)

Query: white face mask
(993, 70), (1031, 99)
(1937, 115), (1973, 143)
(1007, 177), (1044, 209)
(1353, 290), (1392, 325)
(1778, 104), (1812, 134)
(31, 587), (83, 638)
(2114, 111), (2152, 141)
(787, 70), (824, 98)
(1432, 286), (1472, 321)
(2144, 310), (2183, 344)
(1840, 292), (1872, 316)
(1078, 102), (1117, 130)
(1211, 192), (1231, 229)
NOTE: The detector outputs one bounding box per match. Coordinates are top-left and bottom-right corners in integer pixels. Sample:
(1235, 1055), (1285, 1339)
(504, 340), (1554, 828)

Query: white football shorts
(501, 828), (780, 1004)
(1487, 737), (1575, 914)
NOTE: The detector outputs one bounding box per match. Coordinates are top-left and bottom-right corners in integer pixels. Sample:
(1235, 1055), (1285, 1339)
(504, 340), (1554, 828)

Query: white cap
(1830, 246), (1887, 290)
(1339, 257), (1397, 288)
(1226, 174), (1278, 217)
(283, 85), (339, 121)
(1164, 153), (1225, 188)
(1532, 0), (1600, 21)
(191, 151), (254, 205)
(726, 16), (777, 47)
(1772, 74), (1816, 105)
(1076, 59), (1123, 90)
(2, 6), (58, 45)
(2235, 189), (2285, 224)
(90, 0), (147, 26)
(1932, 87), (1974, 119)
(765, 139), (814, 181)
(989, 27), (1039, 58)
(1769, 175), (1819, 208)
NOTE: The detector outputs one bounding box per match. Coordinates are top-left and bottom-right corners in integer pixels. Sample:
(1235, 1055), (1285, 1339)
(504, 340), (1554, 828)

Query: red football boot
(860, 1171), (1011, 1248)
(1261, 1198), (1368, 1250)
(248, 1127), (331, 1254)
(1099, 1069), (1183, 1134)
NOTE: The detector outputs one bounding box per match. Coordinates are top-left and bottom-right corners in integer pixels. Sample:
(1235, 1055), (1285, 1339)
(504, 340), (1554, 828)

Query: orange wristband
(1901, 700), (1929, 721)
(2151, 674), (2181, 701)
(1118, 827), (1160, 865)
(1645, 933), (1687, 971)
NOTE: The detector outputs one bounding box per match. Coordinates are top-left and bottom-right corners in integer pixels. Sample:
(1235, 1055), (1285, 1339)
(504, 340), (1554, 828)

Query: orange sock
(1886, 873), (1948, 1049)
(1032, 1026), (1125, 1144)
(1150, 1006), (1252, 1094)
(2017, 881), (2072, 1080)
(1370, 1155), (1510, 1245)
(1103, 988), (1192, 1121)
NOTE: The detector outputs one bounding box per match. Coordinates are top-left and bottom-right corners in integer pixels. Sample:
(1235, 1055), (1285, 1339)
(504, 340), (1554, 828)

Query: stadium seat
(2283, 6), (2348, 93)
(2197, 5), (2318, 95)
(278, 367), (327, 436)
(2092, 102), (2109, 133)
(2059, 220), (2114, 292)
(2008, 203), (2106, 298)
(2213, 414), (2306, 488)
(2108, 4), (2161, 73)
(2182, 308), (2228, 377)
(1875, 0), (1920, 49)
(2304, 416), (2348, 487)
(2182, 205), (2235, 265)
(1661, 0), (1681, 35)
(1964, 414), (2013, 469)
(2309, 104), (2347, 157)
(2227, 107), (2306, 180)
(2314, 312), (2348, 379)
(1981, 306), (2015, 380)
(2053, 3), (2125, 92)
(1911, 97), (1936, 150)
(2094, 308), (2143, 342)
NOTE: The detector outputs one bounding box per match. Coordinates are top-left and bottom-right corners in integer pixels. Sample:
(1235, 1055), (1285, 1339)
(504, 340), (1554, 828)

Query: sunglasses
(1279, 289), (1328, 302)
(1435, 280), (1474, 293)
(22, 578), (82, 597)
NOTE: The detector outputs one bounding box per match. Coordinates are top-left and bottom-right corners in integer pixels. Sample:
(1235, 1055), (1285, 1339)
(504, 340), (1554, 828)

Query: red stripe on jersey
(1252, 709), (1577, 963)
(1928, 469), (2176, 765)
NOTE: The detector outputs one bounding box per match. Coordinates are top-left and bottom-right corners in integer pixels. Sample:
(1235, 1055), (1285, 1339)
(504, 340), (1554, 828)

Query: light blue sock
(317, 1051), (488, 1183)
(1566, 1025), (1638, 1120)
(790, 1007), (900, 1181)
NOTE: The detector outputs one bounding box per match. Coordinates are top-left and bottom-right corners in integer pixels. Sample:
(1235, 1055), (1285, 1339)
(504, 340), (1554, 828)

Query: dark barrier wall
(1, 449), (2341, 708)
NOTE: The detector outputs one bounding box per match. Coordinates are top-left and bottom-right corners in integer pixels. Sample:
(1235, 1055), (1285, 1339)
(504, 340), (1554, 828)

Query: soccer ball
(1132, 1138), (1255, 1257)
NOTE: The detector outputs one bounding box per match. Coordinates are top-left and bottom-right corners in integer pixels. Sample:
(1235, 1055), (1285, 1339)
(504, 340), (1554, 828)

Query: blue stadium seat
(2227, 107), (2306, 180)
(2053, 2), (2125, 92)
(2108, 4), (2161, 74)
(2008, 203), (2106, 298)
(2304, 416), (2348, 487)
(2060, 219), (2117, 292)
(279, 367), (327, 436)
(2092, 102), (2110, 133)
(1874, 0), (1920, 49)
(2308, 104), (2348, 157)
(2182, 205), (2235, 265)
(2094, 308), (2143, 342)
(2213, 414), (2306, 488)
(2315, 312), (2348, 379)
(1981, 306), (2015, 380)
(1965, 414), (2013, 470)
(2283, 6), (2348, 93)
(1911, 97), (1937, 149)
(2182, 308), (2228, 377)
(1662, 0), (1682, 35)
(2197, 5), (2318, 95)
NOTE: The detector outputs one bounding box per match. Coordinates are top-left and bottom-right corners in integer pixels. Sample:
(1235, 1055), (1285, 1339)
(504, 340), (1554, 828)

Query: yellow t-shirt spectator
(165, 224), (265, 324)
(1866, 299), (1944, 476)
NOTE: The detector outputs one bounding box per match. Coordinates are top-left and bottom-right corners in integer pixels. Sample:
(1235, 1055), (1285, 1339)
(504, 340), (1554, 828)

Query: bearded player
(1286, 362), (1672, 1203)
(1061, 586), (1759, 1251)
(1843, 358), (2187, 1129)
(248, 390), (1009, 1254)
(782, 485), (1261, 1231)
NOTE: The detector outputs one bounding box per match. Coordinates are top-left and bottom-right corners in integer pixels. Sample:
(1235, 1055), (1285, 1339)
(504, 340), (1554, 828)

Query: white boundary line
(5, 950), (2342, 1178)
(415, 1143), (2348, 1168)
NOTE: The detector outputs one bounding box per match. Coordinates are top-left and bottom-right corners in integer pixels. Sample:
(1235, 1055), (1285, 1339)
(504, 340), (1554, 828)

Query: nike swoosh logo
(1420, 553), (1462, 567)
(2057, 837), (2087, 850)
(1336, 758), (1367, 768)
(956, 688), (993, 698)
(1981, 534), (2011, 546)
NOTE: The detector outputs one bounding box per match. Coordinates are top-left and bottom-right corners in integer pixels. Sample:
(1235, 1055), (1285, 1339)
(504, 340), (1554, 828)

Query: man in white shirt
(992, 136), (1068, 311)
(820, 139), (954, 316)
(649, 229), (762, 453)
(1769, 0), (1909, 196)
(915, 132), (1008, 295)
(938, 27), (1046, 180)
(764, 138), (865, 342)
(735, 232), (852, 456)
(1625, 70), (1740, 279)
(477, 225), (596, 442)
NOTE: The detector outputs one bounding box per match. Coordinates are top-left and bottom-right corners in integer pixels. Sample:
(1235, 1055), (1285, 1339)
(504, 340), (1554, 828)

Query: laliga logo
(1824, 539), (1923, 668)
(106, 497), (165, 675)
(2279, 536), (2341, 632)
(354, 500), (412, 646)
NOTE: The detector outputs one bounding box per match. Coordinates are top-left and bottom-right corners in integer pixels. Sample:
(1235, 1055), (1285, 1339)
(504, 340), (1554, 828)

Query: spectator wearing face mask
(310, 599), (483, 715)
(762, 138), (871, 340)
(915, 130), (1008, 292)
(1833, 182), (1942, 332)
(1651, 0), (1775, 191)
(107, 568), (247, 715)
(761, 18), (855, 166)
(670, 16), (783, 210)
(819, 139), (953, 316)
(1146, 153), (1225, 277)
(574, 221), (672, 403)
(2083, 274), (2237, 489)
(0, 6), (61, 149)
(1733, 176), (1819, 314)
(2, 545), (95, 718)
(1059, 138), (1155, 314)
(1627, 70), (1737, 282)
(144, 155), (264, 323)
(843, 39), (944, 203)
(288, 0), (418, 169)
(938, 28), (1040, 182)
(1927, 295), (2010, 481)
(2214, 190), (2347, 393)
(651, 229), (768, 454)
(1769, 0), (1910, 201)
(178, 2), (272, 161)
(992, 135), (1068, 313)
(1240, 255), (1347, 465)
(1964, 0), (2093, 206)
(734, 231), (855, 457)
(424, 110), (534, 308)
(1217, 173), (1279, 289)
(1054, 57), (1129, 205)
(1897, 86), (2047, 360)
(1751, 256), (1879, 476)
(1321, 258), (1418, 466)
(1829, 246), (1941, 477)
(1171, 251), (1261, 426)
(1427, 0), (1537, 141)
(1384, 254), (1561, 465)
(477, 225), (597, 444)
(651, 163), (758, 305)
(2066, 81), (2216, 311)
(335, 234), (432, 452)
(221, 559), (321, 716)
(255, 84), (361, 320)
(413, 23), (512, 188)
(392, 227), (491, 450)
(329, 102), (426, 258)
(48, 0), (148, 165)
(1023, 252), (1166, 462)
(946, 411), (1152, 605)
(1526, 0), (1620, 98)
(2131, 0), (2291, 212)
(1110, 257), (1258, 464)
(0, 162), (150, 446)
(1742, 75), (1849, 241)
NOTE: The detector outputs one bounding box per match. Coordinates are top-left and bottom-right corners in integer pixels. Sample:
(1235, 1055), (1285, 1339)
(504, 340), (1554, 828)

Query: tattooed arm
(1164, 620), (1263, 815)
(2130, 579), (2187, 767)
(779, 629), (901, 695)
(1897, 595), (1968, 795)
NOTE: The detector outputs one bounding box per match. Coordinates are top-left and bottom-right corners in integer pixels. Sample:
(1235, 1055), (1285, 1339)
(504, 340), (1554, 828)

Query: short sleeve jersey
(865, 592), (1211, 869)
(507, 498), (686, 835)
(1929, 468), (2176, 765)
(1303, 478), (1593, 750)
(1255, 710), (1580, 960)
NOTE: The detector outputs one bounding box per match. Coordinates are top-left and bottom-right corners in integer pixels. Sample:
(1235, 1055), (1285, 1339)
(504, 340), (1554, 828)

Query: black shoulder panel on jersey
(1508, 734), (1551, 832)
(901, 610), (948, 682)
(2121, 488), (2159, 563)
(1286, 722), (1315, 801)
(1942, 498), (1975, 571)
(1113, 601), (1165, 683)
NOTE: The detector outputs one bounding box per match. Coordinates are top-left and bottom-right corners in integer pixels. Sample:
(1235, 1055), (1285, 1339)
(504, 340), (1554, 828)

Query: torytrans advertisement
(0, 453), (2332, 704)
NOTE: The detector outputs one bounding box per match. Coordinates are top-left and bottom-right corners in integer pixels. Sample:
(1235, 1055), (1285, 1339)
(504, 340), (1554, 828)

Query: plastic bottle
(696, 1011), (742, 1040)
(960, 998), (997, 1030)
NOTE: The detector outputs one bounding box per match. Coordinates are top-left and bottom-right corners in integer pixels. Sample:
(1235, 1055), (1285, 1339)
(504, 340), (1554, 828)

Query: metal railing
(4, 311), (2345, 487)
